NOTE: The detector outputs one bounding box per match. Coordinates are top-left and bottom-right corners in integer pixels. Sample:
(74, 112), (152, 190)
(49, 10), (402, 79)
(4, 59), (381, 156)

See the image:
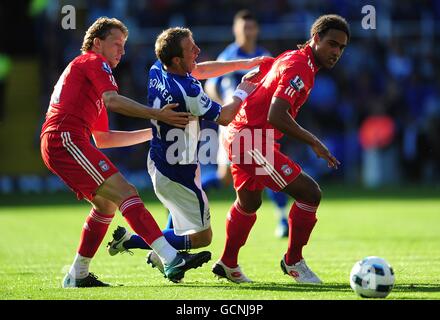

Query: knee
(124, 183), (138, 197)
(95, 202), (118, 215)
(239, 199), (262, 213)
(117, 183), (139, 203)
(308, 185), (322, 206)
(91, 196), (118, 215)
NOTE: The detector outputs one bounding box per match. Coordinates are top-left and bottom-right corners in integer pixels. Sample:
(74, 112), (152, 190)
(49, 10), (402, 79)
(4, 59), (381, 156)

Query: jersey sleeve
(92, 107), (109, 132)
(180, 78), (222, 121)
(273, 62), (312, 106)
(85, 57), (119, 97)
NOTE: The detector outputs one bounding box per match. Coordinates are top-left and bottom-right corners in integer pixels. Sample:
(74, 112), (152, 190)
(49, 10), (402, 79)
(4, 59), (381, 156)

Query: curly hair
(298, 14), (350, 49)
(155, 27), (192, 67)
(81, 17), (128, 53)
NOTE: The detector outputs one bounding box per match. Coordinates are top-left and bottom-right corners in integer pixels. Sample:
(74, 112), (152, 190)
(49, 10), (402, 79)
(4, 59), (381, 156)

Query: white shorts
(147, 153), (211, 236)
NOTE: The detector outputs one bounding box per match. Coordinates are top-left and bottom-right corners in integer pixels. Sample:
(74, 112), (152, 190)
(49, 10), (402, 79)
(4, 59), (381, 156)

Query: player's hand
(156, 103), (191, 128)
(236, 81), (257, 96)
(311, 140), (341, 169)
(244, 56), (274, 69)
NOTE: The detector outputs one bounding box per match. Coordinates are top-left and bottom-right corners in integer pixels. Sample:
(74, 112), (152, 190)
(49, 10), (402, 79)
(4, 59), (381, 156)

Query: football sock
(150, 236), (178, 265)
(120, 196), (177, 264)
(162, 228), (191, 250)
(220, 202), (256, 268)
(285, 201), (318, 265)
(266, 189), (288, 222)
(123, 229), (191, 251)
(77, 208), (114, 258)
(69, 253), (92, 279)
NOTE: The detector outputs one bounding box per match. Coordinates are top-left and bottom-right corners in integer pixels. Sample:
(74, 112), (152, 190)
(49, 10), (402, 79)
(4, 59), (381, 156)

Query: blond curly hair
(81, 17), (128, 53)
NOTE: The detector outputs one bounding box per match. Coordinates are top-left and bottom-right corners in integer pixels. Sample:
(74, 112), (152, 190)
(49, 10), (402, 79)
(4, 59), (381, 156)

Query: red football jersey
(41, 51), (118, 138)
(228, 45), (318, 141)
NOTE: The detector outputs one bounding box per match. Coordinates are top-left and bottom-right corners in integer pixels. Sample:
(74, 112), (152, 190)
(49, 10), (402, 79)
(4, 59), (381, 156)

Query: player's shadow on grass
(171, 282), (440, 295)
(171, 282), (352, 293)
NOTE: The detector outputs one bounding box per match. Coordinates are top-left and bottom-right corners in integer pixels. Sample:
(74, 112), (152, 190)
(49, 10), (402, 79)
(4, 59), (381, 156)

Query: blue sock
(201, 171), (221, 192)
(165, 213), (174, 229)
(124, 234), (151, 250)
(266, 189), (288, 222)
(162, 228), (191, 250)
(123, 230), (191, 251)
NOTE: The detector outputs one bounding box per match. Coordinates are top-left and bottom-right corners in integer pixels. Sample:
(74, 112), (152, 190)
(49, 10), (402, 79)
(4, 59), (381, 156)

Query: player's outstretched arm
(92, 129), (152, 149)
(268, 97), (340, 169)
(102, 91), (190, 128)
(192, 56), (273, 80)
(216, 81), (256, 126)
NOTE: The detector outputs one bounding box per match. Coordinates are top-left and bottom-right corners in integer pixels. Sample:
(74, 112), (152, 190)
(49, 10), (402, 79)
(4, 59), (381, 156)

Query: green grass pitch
(1, 186), (439, 300)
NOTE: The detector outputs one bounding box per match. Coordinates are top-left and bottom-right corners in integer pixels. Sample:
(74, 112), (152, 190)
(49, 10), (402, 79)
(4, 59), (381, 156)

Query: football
(350, 256), (395, 298)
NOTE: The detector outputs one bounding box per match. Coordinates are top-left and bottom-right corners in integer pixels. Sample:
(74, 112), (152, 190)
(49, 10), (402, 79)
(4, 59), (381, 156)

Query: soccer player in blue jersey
(107, 27), (270, 273)
(204, 10), (290, 238)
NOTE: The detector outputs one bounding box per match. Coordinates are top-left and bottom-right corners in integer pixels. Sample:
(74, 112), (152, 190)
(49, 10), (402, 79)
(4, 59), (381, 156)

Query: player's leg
(212, 187), (261, 283)
(265, 188), (289, 238)
(41, 132), (119, 287)
(97, 172), (211, 282)
(280, 171), (322, 283)
(222, 187), (261, 266)
(65, 195), (117, 287)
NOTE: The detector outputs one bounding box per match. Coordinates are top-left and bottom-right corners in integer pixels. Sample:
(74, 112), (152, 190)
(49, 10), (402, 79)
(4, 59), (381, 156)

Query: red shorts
(40, 131), (118, 200)
(225, 131), (301, 192)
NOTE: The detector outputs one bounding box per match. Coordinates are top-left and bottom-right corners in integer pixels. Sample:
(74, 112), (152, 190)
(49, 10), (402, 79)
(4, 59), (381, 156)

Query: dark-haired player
(212, 14), (350, 284)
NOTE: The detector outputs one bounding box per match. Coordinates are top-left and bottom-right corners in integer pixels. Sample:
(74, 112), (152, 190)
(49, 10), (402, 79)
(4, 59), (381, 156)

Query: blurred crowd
(7, 0), (440, 192)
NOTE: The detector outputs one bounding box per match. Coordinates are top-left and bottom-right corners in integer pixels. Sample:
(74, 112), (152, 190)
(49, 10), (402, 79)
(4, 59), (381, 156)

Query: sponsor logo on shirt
(102, 62), (112, 74)
(289, 75), (304, 92)
(99, 160), (110, 172)
(199, 93), (210, 108)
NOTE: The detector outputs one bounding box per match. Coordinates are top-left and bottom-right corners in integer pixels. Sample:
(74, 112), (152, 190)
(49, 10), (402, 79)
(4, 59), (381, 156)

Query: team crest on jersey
(281, 164), (293, 176)
(290, 76), (305, 92)
(102, 62), (112, 74)
(98, 160), (110, 172)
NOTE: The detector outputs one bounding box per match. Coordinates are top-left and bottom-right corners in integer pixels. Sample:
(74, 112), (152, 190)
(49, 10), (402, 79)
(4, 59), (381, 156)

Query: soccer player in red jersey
(40, 17), (211, 287)
(212, 15), (350, 283)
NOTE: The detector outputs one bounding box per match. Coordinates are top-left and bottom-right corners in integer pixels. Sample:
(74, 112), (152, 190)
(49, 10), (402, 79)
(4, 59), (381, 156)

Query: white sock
(69, 253), (91, 279)
(150, 236), (178, 265)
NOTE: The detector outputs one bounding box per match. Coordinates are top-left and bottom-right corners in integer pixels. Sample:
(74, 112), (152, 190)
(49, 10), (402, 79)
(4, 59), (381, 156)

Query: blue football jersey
(147, 60), (222, 182)
(206, 43), (271, 101)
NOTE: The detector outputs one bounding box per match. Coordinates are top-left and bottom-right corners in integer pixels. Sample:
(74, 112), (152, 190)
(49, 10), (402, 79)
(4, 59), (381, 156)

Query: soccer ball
(350, 256), (395, 298)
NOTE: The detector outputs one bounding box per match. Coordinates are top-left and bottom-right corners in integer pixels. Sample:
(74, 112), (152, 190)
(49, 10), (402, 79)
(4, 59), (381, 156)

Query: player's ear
(171, 56), (180, 66)
(93, 37), (101, 50)
(313, 33), (321, 44)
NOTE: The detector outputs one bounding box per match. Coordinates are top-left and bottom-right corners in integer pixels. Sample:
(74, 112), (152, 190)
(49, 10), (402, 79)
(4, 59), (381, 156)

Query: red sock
(220, 202), (257, 268)
(285, 201), (318, 265)
(77, 209), (114, 258)
(119, 196), (163, 246)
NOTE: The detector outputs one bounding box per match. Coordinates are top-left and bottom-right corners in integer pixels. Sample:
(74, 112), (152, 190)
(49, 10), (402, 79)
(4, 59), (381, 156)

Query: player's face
(178, 36), (201, 73)
(315, 29), (347, 69)
(234, 19), (259, 44)
(97, 28), (126, 68)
